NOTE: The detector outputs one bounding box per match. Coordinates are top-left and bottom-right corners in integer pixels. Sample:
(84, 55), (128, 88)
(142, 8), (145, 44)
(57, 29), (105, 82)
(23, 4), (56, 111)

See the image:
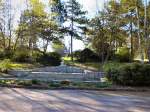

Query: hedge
(104, 63), (150, 86)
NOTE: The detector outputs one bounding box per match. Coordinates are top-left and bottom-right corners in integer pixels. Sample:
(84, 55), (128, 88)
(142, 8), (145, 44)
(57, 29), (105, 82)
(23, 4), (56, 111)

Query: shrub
(37, 52), (61, 66)
(12, 48), (31, 63)
(74, 48), (99, 62)
(73, 50), (82, 60)
(17, 80), (32, 86)
(49, 82), (61, 87)
(115, 47), (130, 62)
(104, 63), (150, 86)
(0, 59), (12, 73)
(0, 50), (5, 59)
(3, 49), (14, 59)
(31, 79), (40, 85)
(60, 80), (71, 86)
(32, 51), (43, 62)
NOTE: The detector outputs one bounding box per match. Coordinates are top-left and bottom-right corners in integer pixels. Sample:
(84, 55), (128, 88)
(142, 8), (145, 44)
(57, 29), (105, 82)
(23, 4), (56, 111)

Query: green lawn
(63, 57), (102, 71)
(63, 56), (137, 71)
(0, 59), (40, 72)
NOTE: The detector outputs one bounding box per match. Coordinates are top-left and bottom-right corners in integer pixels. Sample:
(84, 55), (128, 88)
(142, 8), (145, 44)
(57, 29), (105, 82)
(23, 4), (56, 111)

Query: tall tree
(16, 0), (47, 49)
(65, 0), (87, 61)
(16, 0), (62, 54)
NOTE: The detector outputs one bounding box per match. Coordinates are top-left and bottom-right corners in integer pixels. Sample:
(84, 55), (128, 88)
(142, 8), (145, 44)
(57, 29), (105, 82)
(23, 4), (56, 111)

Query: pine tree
(65, 0), (87, 61)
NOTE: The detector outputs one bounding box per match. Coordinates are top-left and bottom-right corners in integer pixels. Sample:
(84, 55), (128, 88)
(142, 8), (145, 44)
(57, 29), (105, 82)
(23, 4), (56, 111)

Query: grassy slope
(63, 57), (138, 71)
(63, 57), (101, 71)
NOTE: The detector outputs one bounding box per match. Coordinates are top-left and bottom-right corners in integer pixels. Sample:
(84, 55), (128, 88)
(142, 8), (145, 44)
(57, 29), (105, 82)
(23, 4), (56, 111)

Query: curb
(0, 85), (149, 92)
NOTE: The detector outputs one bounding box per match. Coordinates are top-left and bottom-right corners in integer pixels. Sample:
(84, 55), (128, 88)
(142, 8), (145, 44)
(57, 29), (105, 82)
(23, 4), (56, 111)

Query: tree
(143, 0), (150, 63)
(50, 0), (66, 25)
(15, 0), (63, 55)
(88, 0), (150, 63)
(40, 19), (59, 54)
(16, 0), (47, 49)
(0, 0), (6, 49)
(65, 0), (87, 61)
(89, 1), (127, 63)
(120, 0), (146, 62)
(52, 40), (65, 56)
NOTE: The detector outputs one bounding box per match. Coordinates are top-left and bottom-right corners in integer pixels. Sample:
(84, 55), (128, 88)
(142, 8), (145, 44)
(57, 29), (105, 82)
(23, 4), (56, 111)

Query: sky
(63, 0), (106, 51)
(11, 0), (106, 51)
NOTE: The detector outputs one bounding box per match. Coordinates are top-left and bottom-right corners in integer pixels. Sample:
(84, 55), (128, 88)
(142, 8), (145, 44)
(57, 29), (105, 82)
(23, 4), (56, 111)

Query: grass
(63, 56), (102, 71)
(63, 56), (146, 72)
(9, 63), (39, 70)
(0, 59), (40, 71)
(71, 81), (111, 88)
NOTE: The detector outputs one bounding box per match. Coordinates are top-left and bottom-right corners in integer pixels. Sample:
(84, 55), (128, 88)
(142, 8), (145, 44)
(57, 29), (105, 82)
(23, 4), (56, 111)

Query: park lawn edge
(0, 80), (149, 92)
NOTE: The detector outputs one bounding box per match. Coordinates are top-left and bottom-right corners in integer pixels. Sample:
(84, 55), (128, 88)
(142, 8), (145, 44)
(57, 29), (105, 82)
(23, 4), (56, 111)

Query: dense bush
(32, 50), (43, 62)
(12, 48), (32, 63)
(0, 50), (5, 59)
(0, 59), (12, 73)
(104, 63), (150, 86)
(74, 48), (99, 62)
(73, 50), (81, 60)
(115, 47), (130, 62)
(60, 80), (71, 86)
(0, 49), (14, 59)
(0, 47), (61, 66)
(37, 52), (61, 66)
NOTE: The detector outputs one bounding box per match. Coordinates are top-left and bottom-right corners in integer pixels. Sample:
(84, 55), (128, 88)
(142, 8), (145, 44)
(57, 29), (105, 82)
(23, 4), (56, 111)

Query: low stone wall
(32, 66), (85, 73)
(8, 70), (31, 77)
(8, 66), (105, 81)
(8, 70), (105, 81)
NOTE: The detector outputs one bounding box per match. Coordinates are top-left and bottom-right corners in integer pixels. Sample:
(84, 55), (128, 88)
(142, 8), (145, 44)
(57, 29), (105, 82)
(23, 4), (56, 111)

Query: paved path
(0, 88), (149, 112)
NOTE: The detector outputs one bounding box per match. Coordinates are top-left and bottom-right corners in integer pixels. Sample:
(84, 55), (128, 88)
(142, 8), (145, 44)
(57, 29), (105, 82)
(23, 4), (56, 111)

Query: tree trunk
(8, 26), (12, 49)
(71, 0), (74, 62)
(0, 27), (6, 49)
(136, 4), (144, 63)
(43, 40), (49, 54)
(148, 47), (150, 63)
(130, 11), (134, 61)
(13, 33), (20, 51)
(144, 0), (149, 63)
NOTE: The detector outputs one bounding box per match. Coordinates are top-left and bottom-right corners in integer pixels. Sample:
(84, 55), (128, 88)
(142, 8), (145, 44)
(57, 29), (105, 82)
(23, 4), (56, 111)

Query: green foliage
(31, 79), (40, 85)
(12, 48), (31, 63)
(37, 52), (61, 66)
(17, 80), (32, 86)
(104, 63), (150, 86)
(65, 0), (88, 39)
(115, 47), (130, 62)
(32, 50), (43, 62)
(0, 79), (111, 89)
(103, 62), (122, 72)
(29, 0), (46, 16)
(73, 50), (81, 60)
(3, 49), (14, 59)
(60, 80), (71, 86)
(0, 50), (5, 59)
(49, 82), (61, 88)
(52, 40), (65, 55)
(74, 48), (99, 63)
(0, 59), (12, 73)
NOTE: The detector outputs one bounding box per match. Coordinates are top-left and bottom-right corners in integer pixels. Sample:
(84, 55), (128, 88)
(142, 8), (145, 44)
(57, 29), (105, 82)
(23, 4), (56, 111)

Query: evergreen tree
(65, 0), (87, 61)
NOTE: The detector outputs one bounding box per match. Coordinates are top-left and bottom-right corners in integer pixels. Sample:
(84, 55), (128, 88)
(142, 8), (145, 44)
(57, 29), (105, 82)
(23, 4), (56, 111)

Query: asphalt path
(0, 88), (149, 112)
